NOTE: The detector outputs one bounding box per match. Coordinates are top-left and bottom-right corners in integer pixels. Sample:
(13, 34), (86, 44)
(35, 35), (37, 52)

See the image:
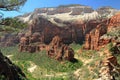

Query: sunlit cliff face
(18, 5), (119, 26)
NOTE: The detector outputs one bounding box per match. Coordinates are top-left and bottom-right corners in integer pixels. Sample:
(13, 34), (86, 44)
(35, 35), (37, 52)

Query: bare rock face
(18, 17), (106, 52)
(46, 36), (74, 61)
(0, 51), (26, 80)
(84, 23), (107, 50)
(84, 13), (120, 50)
(108, 13), (120, 31)
(18, 8), (120, 53)
(19, 36), (46, 53)
(99, 54), (120, 80)
(25, 17), (102, 44)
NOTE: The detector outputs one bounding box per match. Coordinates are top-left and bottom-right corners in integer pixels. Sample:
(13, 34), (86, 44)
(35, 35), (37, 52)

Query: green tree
(1, 17), (27, 29)
(0, 0), (27, 11)
(0, 0), (27, 19)
(0, 0), (27, 31)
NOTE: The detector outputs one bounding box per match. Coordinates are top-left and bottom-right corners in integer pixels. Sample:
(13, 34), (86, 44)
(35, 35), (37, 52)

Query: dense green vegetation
(0, 0), (27, 11)
(1, 41), (119, 80)
(0, 75), (6, 80)
(70, 43), (82, 52)
(1, 46), (83, 80)
(0, 18), (28, 32)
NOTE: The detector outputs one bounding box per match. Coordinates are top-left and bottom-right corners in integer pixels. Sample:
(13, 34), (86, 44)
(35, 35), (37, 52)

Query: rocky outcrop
(84, 13), (120, 50)
(46, 36), (74, 61)
(108, 12), (120, 32)
(98, 49), (120, 80)
(99, 56), (120, 80)
(19, 36), (46, 53)
(84, 23), (107, 50)
(0, 51), (26, 80)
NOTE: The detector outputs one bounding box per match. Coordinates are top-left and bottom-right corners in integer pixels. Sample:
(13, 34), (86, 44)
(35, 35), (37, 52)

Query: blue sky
(1, 0), (120, 18)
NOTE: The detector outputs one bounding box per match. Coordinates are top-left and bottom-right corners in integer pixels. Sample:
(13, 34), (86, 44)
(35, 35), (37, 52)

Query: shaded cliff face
(0, 51), (26, 80)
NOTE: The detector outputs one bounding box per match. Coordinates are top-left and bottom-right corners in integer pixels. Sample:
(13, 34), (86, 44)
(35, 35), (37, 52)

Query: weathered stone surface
(18, 11), (120, 54)
(108, 13), (120, 26)
(84, 13), (120, 50)
(19, 43), (46, 53)
(84, 23), (107, 50)
(19, 17), (101, 53)
(99, 54), (120, 80)
(0, 51), (26, 80)
(46, 36), (74, 61)
(107, 13), (120, 37)
(29, 17), (103, 44)
(98, 39), (111, 46)
(19, 34), (46, 53)
(19, 17), (107, 52)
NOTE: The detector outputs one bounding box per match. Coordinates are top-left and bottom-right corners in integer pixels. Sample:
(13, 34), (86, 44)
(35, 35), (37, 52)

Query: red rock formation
(84, 13), (120, 50)
(46, 36), (74, 61)
(19, 17), (103, 52)
(27, 17), (103, 44)
(29, 32), (41, 43)
(84, 23), (107, 50)
(19, 13), (120, 52)
(19, 35), (46, 53)
(109, 13), (120, 26)
(108, 13), (120, 32)
(19, 43), (46, 53)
